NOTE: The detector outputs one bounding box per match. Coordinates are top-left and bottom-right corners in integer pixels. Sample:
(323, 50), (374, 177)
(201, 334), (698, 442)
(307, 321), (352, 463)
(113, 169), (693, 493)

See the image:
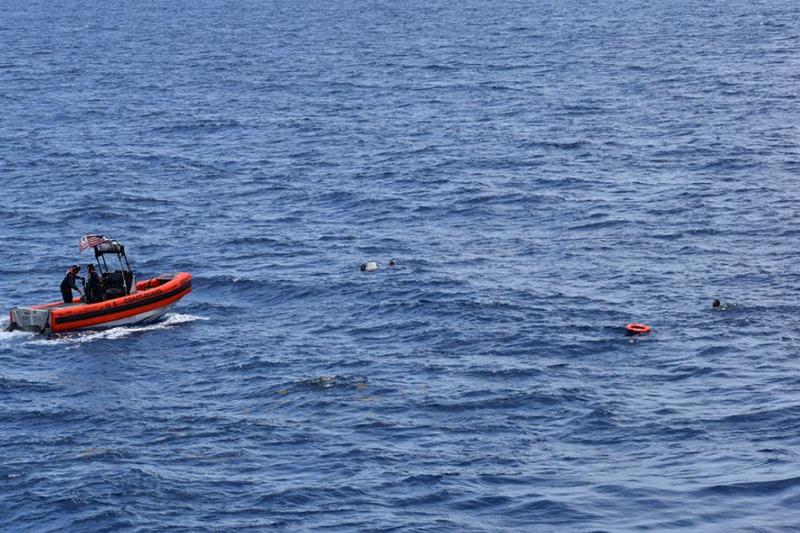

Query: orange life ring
(625, 323), (651, 334)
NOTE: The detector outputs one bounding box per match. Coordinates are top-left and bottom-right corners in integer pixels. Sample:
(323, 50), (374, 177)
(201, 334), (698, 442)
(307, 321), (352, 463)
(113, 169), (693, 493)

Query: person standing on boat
(60, 265), (83, 303)
(85, 264), (103, 304)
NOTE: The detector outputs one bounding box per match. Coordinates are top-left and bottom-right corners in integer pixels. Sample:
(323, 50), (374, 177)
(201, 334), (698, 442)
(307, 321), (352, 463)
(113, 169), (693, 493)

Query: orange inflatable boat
(8, 236), (192, 334)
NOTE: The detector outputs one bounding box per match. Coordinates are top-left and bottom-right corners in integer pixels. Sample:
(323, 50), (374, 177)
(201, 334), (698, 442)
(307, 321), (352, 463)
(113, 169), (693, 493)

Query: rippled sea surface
(2, 1), (800, 530)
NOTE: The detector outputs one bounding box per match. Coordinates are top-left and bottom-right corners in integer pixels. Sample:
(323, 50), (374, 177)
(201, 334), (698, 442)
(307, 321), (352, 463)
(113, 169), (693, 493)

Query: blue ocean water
(2, 0), (800, 530)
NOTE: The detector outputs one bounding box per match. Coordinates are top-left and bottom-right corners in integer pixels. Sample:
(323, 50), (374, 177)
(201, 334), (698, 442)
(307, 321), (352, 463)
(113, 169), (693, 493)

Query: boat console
(93, 238), (136, 299)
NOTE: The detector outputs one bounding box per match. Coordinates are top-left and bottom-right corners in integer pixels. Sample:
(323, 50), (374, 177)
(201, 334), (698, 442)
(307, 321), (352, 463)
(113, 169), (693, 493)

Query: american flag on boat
(79, 234), (109, 252)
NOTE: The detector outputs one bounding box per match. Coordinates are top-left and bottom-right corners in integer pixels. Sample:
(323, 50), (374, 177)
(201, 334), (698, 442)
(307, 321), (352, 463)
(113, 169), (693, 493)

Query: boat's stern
(8, 307), (51, 333)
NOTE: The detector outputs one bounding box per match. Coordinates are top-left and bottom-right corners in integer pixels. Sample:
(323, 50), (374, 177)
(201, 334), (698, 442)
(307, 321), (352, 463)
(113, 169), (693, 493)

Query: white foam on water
(0, 327), (36, 346)
(24, 313), (208, 346)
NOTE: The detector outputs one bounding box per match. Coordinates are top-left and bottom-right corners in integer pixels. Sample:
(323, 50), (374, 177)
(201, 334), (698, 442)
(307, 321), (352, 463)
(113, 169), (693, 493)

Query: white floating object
(360, 261), (379, 272)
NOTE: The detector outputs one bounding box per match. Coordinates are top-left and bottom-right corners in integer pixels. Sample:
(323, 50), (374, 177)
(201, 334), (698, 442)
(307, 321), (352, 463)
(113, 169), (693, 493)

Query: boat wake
(20, 313), (208, 346)
(0, 328), (36, 345)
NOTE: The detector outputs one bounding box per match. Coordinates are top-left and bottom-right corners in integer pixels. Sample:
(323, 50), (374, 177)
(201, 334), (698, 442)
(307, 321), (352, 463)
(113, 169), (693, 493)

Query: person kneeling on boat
(84, 264), (104, 304)
(60, 265), (83, 304)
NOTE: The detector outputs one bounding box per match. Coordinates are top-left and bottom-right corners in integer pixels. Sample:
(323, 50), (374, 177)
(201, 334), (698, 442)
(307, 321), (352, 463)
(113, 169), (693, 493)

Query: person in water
(85, 264), (103, 303)
(712, 299), (735, 311)
(60, 265), (83, 303)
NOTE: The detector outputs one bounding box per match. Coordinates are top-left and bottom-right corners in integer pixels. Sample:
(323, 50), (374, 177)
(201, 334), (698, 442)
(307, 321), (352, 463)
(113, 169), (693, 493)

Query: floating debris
(360, 261), (379, 272)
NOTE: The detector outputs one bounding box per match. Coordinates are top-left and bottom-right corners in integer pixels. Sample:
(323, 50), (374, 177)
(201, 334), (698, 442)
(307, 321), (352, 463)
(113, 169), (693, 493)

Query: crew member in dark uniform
(60, 265), (83, 303)
(85, 264), (104, 304)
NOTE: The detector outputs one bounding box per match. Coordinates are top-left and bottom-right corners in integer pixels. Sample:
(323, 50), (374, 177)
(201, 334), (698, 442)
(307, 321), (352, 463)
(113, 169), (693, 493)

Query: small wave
(75, 447), (137, 461)
(663, 365), (718, 382)
(0, 375), (60, 393)
(117, 194), (174, 206)
(296, 375), (370, 392)
(568, 219), (630, 231)
(422, 390), (565, 413)
(696, 475), (800, 496)
(152, 119), (243, 134)
(518, 140), (590, 150)
(196, 273), (262, 288)
(463, 366), (543, 379)
(420, 63), (460, 71)
(228, 236), (284, 246)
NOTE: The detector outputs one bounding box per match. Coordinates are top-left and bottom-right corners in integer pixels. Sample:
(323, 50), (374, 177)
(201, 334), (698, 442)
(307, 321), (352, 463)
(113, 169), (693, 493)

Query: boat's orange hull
(35, 273), (192, 333)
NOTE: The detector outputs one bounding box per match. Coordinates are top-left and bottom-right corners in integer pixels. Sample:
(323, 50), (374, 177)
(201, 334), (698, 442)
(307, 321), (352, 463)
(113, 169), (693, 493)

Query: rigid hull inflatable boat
(8, 236), (192, 334)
